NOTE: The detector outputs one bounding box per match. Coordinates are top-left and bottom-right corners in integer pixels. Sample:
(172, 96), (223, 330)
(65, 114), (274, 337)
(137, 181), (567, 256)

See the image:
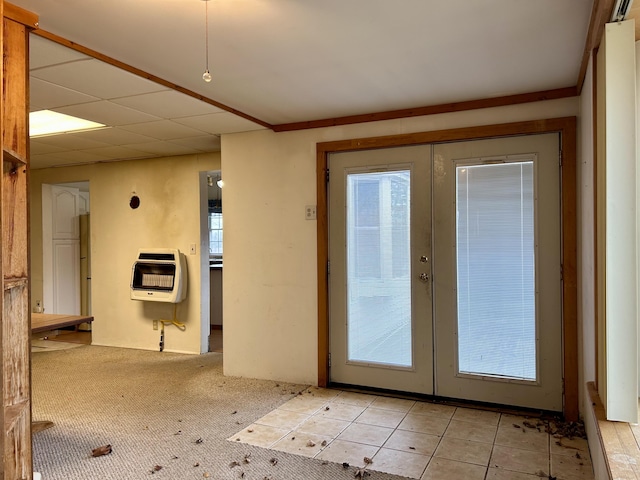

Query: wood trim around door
(316, 116), (579, 421)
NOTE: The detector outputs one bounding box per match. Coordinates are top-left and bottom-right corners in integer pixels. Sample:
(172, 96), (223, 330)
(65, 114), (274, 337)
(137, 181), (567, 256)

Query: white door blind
(455, 161), (536, 380)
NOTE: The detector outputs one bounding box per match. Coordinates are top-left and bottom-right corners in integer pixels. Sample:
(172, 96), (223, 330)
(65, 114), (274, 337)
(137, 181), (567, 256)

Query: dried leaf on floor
(363, 456), (373, 465)
(195, 438), (204, 444)
(270, 457), (278, 466)
(306, 440), (316, 447)
(247, 429), (254, 433)
(342, 462), (350, 469)
(232, 411), (238, 415)
(324, 406), (330, 411)
(150, 465), (163, 474)
(229, 461), (241, 468)
(91, 444), (112, 457)
(243, 454), (251, 464)
(203, 473), (210, 478)
(354, 467), (370, 478)
(321, 440), (327, 446)
(194, 463), (200, 467)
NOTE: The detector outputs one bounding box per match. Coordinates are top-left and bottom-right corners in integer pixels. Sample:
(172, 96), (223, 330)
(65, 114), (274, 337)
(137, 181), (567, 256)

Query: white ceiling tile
(31, 78), (101, 109)
(174, 112), (266, 134)
(122, 141), (201, 156)
(56, 101), (161, 126)
(30, 133), (111, 151)
(111, 90), (225, 118)
(170, 135), (221, 152)
(66, 126), (157, 145)
(31, 154), (71, 170)
(82, 145), (153, 160)
(29, 140), (68, 155)
(31, 150), (110, 169)
(31, 58), (169, 99)
(118, 120), (207, 140)
(30, 36), (90, 70)
(51, 150), (112, 164)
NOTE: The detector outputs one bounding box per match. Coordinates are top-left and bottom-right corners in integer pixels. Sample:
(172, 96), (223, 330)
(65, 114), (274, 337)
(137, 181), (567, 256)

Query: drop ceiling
(10, 0), (595, 169)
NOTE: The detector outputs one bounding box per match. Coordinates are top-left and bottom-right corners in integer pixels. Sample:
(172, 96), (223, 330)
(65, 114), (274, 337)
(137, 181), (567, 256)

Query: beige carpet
(32, 345), (408, 479)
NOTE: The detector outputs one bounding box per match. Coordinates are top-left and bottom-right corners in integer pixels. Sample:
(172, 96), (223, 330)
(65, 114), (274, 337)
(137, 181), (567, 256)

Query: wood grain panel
(276, 88), (576, 132)
(3, 284), (31, 479)
(4, 404), (31, 478)
(577, 0), (616, 93)
(316, 150), (328, 387)
(3, 3), (37, 29)
(0, 1), (5, 475)
(2, 157), (27, 279)
(2, 18), (27, 162)
(1, 4), (34, 476)
(3, 284), (30, 410)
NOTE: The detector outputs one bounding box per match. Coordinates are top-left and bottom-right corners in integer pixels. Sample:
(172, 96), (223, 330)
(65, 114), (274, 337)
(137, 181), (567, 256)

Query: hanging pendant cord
(204, 0), (210, 73)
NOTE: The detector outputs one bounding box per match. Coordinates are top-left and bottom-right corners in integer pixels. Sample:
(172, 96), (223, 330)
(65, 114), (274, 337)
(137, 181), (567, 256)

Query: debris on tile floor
(228, 388), (594, 479)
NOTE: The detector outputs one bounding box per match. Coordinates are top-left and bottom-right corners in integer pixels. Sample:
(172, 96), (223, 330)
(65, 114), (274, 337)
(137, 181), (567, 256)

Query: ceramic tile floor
(229, 388), (595, 479)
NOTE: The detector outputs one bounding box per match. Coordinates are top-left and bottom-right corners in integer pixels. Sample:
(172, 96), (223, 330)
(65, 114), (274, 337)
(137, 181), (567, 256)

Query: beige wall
(578, 56), (596, 417)
(30, 153), (221, 354)
(221, 97), (579, 386)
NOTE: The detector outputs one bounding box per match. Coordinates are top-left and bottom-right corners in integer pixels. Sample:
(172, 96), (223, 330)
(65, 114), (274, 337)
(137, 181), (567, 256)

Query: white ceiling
(11, 0), (593, 169)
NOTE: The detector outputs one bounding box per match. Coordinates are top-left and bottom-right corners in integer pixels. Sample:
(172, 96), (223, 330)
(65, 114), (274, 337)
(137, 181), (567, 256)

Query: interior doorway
(202, 170), (224, 353)
(327, 134), (563, 412)
(41, 181), (91, 321)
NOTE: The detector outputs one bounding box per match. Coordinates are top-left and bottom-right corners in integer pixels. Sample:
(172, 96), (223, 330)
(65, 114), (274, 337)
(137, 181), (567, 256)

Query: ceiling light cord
(203, 0), (212, 82)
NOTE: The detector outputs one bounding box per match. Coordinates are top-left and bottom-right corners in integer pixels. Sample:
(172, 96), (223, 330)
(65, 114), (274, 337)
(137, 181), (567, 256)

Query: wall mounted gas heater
(130, 249), (187, 303)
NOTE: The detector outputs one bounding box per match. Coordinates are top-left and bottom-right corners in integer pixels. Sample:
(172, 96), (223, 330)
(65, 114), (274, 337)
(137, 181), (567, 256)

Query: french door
(329, 145), (433, 394)
(328, 134), (563, 411)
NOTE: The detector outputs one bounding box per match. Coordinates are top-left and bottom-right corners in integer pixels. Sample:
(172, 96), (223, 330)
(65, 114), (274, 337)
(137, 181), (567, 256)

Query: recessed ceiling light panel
(29, 110), (107, 137)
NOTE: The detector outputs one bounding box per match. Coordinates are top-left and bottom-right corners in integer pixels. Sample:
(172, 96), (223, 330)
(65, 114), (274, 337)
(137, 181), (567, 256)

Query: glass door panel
(346, 171), (411, 367)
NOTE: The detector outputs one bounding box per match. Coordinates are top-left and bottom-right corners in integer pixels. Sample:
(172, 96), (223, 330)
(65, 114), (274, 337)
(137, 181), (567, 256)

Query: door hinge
(327, 261), (330, 275)
(559, 150), (563, 167)
(328, 353), (331, 367)
(326, 169), (330, 182)
(560, 264), (564, 281)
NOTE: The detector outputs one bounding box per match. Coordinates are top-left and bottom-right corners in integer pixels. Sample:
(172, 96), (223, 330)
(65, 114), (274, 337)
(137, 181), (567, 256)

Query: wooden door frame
(316, 116), (578, 421)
